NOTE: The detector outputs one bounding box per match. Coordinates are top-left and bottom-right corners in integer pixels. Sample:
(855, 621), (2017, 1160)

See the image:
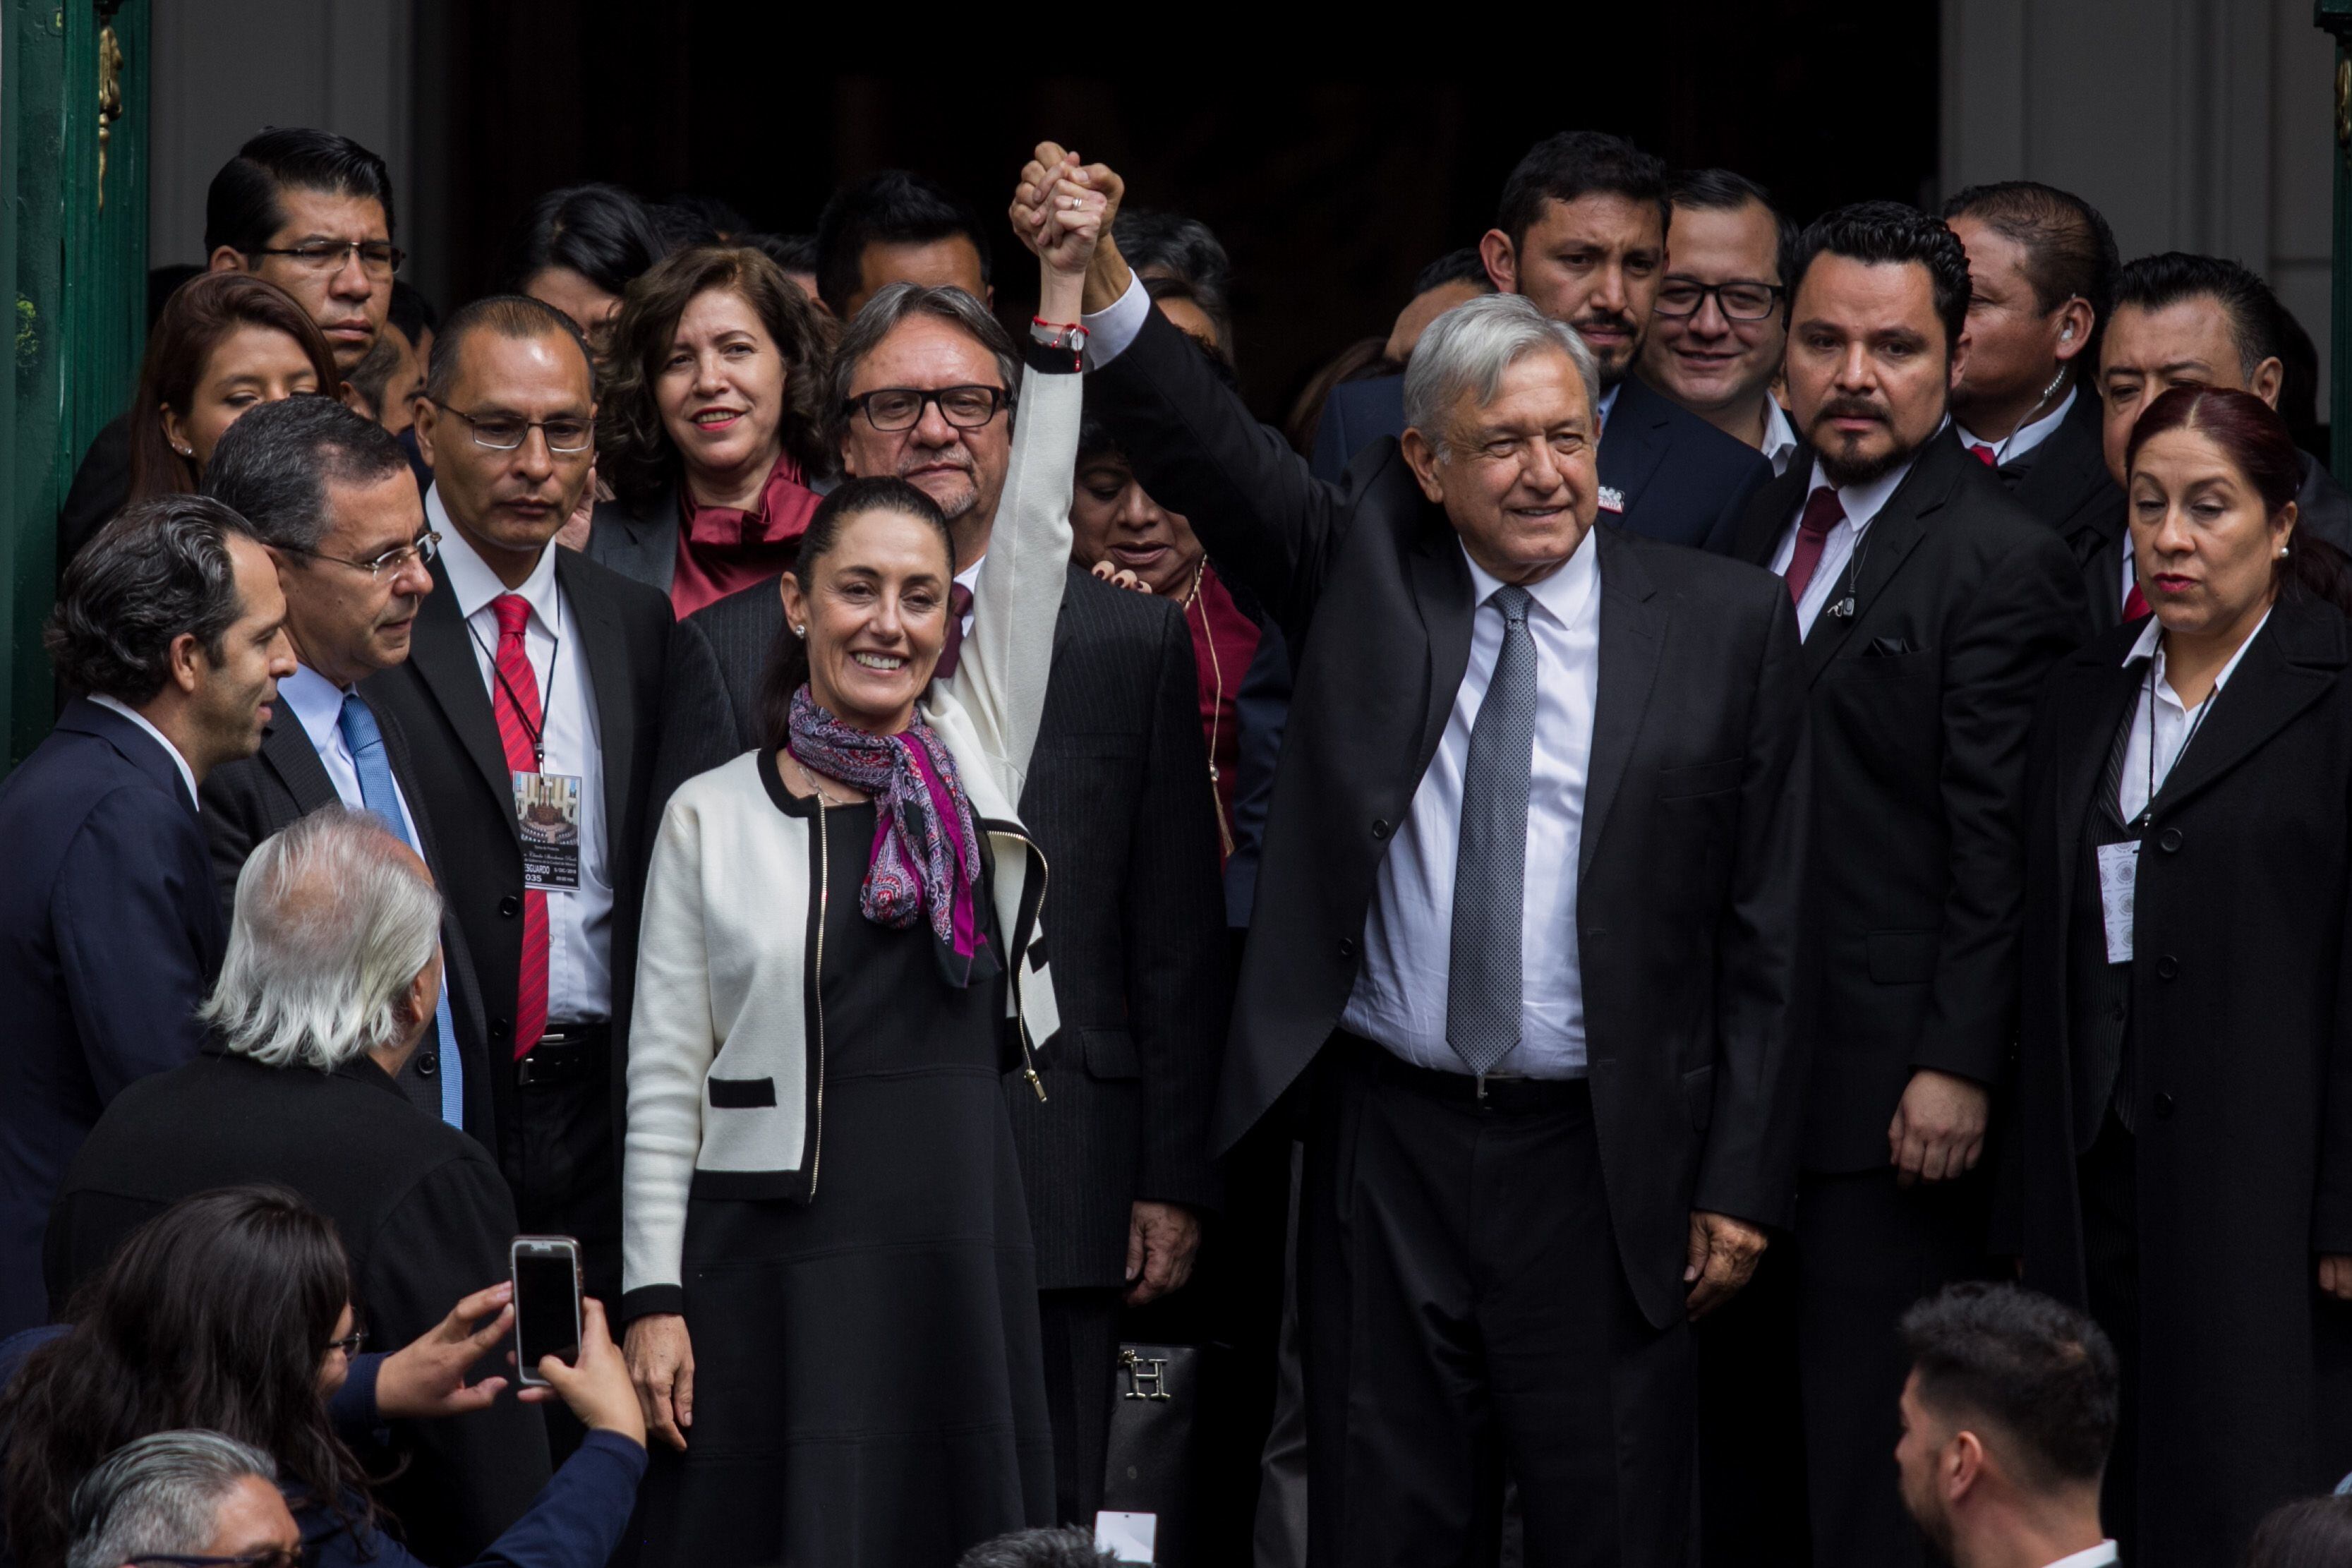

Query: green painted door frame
(0, 0), (147, 769)
(2324, 1), (2352, 482)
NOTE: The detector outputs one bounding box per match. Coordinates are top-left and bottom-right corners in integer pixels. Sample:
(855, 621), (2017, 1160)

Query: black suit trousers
(1796, 1167), (1996, 1568)
(1300, 1042), (1693, 1568)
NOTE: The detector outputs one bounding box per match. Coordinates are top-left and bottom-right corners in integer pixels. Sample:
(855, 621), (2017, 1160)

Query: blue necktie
(339, 692), (466, 1130)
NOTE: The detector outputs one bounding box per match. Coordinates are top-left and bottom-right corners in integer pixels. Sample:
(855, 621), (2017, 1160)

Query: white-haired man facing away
(45, 809), (555, 1564)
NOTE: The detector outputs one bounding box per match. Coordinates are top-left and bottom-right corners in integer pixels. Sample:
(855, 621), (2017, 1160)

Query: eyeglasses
(843, 385), (1010, 433)
(129, 1550), (301, 1568)
(294, 529), (440, 581)
(430, 401), (594, 454)
(1653, 279), (1786, 322)
(251, 239), (405, 278)
(325, 1329), (367, 1358)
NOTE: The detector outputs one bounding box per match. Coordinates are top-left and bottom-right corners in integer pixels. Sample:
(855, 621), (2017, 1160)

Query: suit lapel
(408, 559), (518, 838)
(2149, 603), (2346, 817)
(558, 550), (633, 875)
(1798, 439), (1958, 685)
(1580, 530), (1664, 878)
(1405, 509), (1476, 782)
(2049, 652), (2142, 912)
(1731, 455), (1809, 567)
(1596, 376), (1672, 514)
(2011, 390), (2109, 533)
(260, 713), (340, 814)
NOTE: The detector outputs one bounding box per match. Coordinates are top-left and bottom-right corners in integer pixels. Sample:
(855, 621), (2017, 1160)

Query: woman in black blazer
(2015, 385), (2352, 1568)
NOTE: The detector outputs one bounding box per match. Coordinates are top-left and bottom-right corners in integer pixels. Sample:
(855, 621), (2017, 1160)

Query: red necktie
(934, 582), (977, 678)
(2122, 582), (2152, 622)
(1783, 486), (1845, 604)
(1968, 443), (1999, 466)
(490, 593), (550, 1060)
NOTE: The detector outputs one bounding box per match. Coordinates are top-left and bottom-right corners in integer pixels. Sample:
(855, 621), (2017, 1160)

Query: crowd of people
(0, 115), (2349, 1568)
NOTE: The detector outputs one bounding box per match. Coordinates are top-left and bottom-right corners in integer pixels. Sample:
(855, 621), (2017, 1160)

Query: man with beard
(647, 282), (1226, 1533)
(1313, 131), (1771, 548)
(198, 396), (493, 1140)
(1723, 203), (2085, 1568)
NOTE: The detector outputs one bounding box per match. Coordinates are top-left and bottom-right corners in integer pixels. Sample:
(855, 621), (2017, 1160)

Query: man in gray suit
(650, 282), (1229, 1531)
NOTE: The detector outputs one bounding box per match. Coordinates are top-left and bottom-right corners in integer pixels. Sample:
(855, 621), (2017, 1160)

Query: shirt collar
(1761, 399), (1799, 474)
(2124, 605), (2273, 701)
(429, 484), (560, 632)
(1596, 382), (1622, 430)
(88, 695), (200, 809)
(2041, 1540), (2118, 1568)
(1459, 522), (1600, 631)
(1806, 454), (1914, 533)
(279, 663), (351, 757)
(1956, 384), (2077, 466)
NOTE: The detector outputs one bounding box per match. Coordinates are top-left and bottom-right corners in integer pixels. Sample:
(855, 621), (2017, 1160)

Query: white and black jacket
(621, 356), (1076, 1318)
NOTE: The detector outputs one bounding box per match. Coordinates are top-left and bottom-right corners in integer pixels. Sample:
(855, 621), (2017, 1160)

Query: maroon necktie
(1783, 486), (1845, 604)
(2123, 582), (2152, 622)
(1968, 443), (1999, 466)
(489, 594), (550, 1060)
(934, 582), (977, 678)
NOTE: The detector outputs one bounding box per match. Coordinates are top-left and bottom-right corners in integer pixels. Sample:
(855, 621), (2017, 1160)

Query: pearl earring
(173, 442), (192, 457)
(793, 624), (807, 636)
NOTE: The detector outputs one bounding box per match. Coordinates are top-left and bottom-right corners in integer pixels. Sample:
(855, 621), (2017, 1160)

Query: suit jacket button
(416, 1051), (438, 1078)
(1337, 937), (1357, 959)
(2158, 828), (2183, 852)
(2153, 1091), (2176, 1118)
(499, 895), (521, 917)
(1371, 819), (1391, 840)
(490, 1016), (512, 1042)
(2155, 955), (2178, 980)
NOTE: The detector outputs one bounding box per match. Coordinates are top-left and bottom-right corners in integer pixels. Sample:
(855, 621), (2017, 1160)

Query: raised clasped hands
(1011, 144), (1107, 282)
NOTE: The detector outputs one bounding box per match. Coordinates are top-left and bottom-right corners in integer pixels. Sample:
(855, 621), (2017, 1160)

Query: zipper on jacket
(809, 789), (829, 1195)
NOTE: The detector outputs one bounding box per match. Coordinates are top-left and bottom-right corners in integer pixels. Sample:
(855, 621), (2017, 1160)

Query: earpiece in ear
(2061, 324), (2075, 341)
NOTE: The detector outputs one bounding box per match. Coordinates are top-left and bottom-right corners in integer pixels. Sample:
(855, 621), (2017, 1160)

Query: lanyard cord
(2136, 652), (2217, 829)
(467, 592), (562, 771)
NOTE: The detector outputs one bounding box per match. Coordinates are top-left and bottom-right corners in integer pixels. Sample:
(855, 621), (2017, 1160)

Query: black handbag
(1099, 1341), (1202, 1566)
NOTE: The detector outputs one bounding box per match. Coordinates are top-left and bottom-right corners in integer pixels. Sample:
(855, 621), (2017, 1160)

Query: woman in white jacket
(617, 159), (1101, 1568)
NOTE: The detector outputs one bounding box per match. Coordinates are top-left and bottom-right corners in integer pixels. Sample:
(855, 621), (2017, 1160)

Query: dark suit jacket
(1729, 431), (2087, 1171)
(2003, 387), (2123, 560)
(1309, 368), (1771, 550)
(0, 699), (224, 1337)
(2080, 449), (2352, 634)
(198, 692), (495, 1139)
(651, 565), (1230, 1291)
(45, 1048), (553, 1564)
(361, 548), (670, 1272)
(2015, 601), (2352, 1560)
(56, 412), (131, 568)
(1094, 304), (1811, 1330)
(585, 490), (681, 598)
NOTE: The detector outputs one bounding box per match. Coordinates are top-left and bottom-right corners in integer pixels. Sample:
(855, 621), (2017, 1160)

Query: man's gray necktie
(1446, 584), (1537, 1080)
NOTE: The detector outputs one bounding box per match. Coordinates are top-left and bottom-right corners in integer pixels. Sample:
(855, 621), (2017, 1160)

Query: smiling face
(1401, 346), (1597, 584)
(415, 327), (596, 571)
(1487, 193), (1665, 387)
(279, 468), (433, 687)
(778, 506), (955, 732)
(1641, 199), (1787, 415)
(2129, 423), (2291, 639)
(1071, 449), (1205, 597)
(1786, 253), (1962, 487)
(839, 314), (1010, 557)
(163, 324), (325, 471)
(656, 286), (789, 497)
(230, 186), (393, 372)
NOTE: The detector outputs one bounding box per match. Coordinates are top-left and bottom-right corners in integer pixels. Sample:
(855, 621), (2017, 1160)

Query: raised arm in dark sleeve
(1695, 588), (1812, 1229)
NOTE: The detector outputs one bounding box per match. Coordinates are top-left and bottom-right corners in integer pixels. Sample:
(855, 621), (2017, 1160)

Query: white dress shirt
(1339, 530), (1600, 1078)
(2041, 1540), (2118, 1568)
(431, 488), (614, 1024)
(1768, 456), (1917, 638)
(89, 696), (198, 809)
(955, 557), (982, 636)
(1956, 384), (2077, 467)
(1761, 397), (1799, 478)
(2118, 608), (2270, 823)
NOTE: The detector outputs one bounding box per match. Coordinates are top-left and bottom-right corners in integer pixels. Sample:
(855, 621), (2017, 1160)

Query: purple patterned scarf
(785, 685), (986, 982)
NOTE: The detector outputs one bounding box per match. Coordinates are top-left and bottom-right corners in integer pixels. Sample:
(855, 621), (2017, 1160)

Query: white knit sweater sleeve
(622, 785), (718, 1301)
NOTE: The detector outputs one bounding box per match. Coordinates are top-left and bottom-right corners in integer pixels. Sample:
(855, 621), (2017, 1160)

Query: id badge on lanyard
(514, 771), (583, 891)
(2096, 840), (2137, 964)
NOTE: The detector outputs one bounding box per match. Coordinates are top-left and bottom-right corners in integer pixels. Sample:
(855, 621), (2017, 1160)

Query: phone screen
(514, 1249), (580, 1371)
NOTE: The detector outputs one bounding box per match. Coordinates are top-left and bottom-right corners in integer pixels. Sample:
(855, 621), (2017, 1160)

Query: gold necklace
(790, 752), (855, 808)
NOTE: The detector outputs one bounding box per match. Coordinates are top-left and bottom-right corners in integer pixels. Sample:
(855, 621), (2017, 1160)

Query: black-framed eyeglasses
(1653, 278), (1786, 322)
(326, 1329), (367, 1358)
(251, 239), (405, 278)
(128, 1550), (301, 1568)
(294, 529), (440, 581)
(843, 385), (1010, 434)
(430, 401), (594, 454)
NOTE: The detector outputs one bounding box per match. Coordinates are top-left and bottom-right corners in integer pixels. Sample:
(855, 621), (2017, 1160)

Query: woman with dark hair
(618, 164), (1099, 1568)
(496, 183), (670, 358)
(0, 1186), (647, 1568)
(587, 245), (834, 617)
(122, 272), (340, 508)
(2014, 384), (2352, 1567)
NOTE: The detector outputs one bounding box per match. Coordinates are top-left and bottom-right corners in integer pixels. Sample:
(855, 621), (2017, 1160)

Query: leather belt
(517, 1023), (610, 1090)
(1340, 1032), (1591, 1113)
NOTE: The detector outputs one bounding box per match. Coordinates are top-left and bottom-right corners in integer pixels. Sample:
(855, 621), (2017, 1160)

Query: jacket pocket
(1866, 930), (1938, 984)
(706, 1075), (778, 1109)
(1659, 757), (1744, 800)
(1682, 1064), (1716, 1132)
(1082, 1027), (1141, 1081)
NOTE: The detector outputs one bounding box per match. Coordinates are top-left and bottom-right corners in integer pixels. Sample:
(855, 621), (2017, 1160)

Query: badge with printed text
(2097, 840), (2139, 965)
(513, 771), (582, 891)
(1598, 485), (1625, 514)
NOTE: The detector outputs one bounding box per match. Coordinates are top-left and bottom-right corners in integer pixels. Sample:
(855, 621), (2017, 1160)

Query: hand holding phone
(510, 1236), (582, 1387)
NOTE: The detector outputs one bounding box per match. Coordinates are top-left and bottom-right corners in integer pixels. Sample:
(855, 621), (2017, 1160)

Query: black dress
(633, 754), (1055, 1567)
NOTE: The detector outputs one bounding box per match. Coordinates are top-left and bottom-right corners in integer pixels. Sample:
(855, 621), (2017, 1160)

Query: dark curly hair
(1, 1188), (371, 1568)
(1791, 200), (1972, 355)
(596, 245), (834, 509)
(44, 495), (257, 703)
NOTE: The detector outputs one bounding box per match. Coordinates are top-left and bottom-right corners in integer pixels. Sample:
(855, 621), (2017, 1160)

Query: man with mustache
(197, 396), (493, 1140)
(363, 296), (672, 1378)
(1313, 130), (1771, 549)
(648, 278), (1226, 1531)
(60, 128), (402, 563)
(1724, 203), (2085, 1568)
